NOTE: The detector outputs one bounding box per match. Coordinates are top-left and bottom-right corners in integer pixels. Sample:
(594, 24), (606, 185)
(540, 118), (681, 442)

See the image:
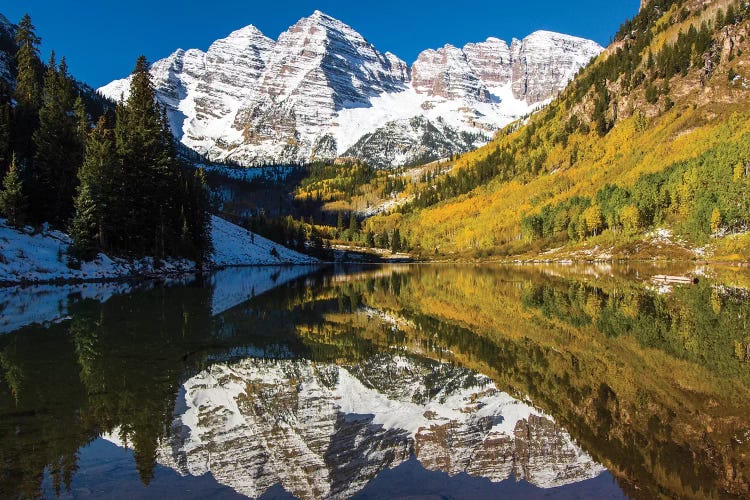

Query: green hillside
(368, 0), (750, 261)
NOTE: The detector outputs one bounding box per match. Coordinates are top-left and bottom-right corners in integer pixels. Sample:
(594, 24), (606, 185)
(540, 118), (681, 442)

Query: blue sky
(4, 1), (639, 88)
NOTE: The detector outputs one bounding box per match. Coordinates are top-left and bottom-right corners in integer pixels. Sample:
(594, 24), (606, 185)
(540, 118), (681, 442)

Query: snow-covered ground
(209, 215), (316, 266)
(0, 215), (316, 286)
(0, 220), (195, 285)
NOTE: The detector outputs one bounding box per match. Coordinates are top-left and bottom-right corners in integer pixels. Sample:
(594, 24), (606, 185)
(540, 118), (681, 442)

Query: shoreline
(0, 262), (327, 289)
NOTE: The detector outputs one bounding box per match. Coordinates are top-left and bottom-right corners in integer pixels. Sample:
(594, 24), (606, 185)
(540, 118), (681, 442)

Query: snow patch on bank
(0, 219), (195, 285)
(0, 216), (316, 285)
(209, 215), (316, 267)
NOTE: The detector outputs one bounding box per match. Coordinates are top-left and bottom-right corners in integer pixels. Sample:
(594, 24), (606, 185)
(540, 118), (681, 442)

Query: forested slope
(372, 0), (750, 260)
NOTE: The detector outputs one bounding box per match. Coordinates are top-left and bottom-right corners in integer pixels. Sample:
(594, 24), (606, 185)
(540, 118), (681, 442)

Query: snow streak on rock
(99, 12), (602, 168)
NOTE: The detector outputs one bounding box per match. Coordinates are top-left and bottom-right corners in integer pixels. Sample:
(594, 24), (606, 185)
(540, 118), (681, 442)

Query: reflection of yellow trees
(0, 350), (22, 403)
(710, 288), (723, 315)
(329, 265), (750, 499)
(3, 265), (750, 499)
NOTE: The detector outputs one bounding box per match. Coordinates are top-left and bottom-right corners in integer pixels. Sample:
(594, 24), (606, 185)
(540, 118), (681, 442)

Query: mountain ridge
(99, 11), (602, 168)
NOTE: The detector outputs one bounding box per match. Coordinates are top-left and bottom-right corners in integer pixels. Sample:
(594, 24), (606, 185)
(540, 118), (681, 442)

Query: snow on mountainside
(0, 13), (15, 84)
(99, 11), (602, 168)
(343, 115), (487, 169)
(105, 354), (604, 498)
(0, 216), (315, 285)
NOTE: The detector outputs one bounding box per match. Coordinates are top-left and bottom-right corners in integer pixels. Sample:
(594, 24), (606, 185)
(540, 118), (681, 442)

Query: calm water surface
(1, 263), (749, 499)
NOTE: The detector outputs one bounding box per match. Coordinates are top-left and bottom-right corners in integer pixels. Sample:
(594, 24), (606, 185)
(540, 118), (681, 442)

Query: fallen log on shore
(651, 275), (699, 284)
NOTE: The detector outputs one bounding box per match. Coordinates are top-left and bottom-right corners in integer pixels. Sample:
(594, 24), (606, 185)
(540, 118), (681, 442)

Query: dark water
(1, 263), (749, 499)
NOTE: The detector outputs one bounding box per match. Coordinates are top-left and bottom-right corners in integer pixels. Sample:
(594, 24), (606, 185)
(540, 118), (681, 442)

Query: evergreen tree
(390, 228), (402, 253)
(31, 52), (83, 226)
(0, 80), (12, 175)
(0, 154), (28, 227)
(379, 229), (389, 248)
(177, 168), (212, 266)
(73, 96), (89, 155)
(336, 211), (344, 236)
(13, 14), (43, 164)
(56, 57), (76, 110)
(69, 182), (99, 259)
(115, 55), (180, 257)
(94, 55), (211, 262)
(71, 117), (119, 257)
(70, 54), (210, 263)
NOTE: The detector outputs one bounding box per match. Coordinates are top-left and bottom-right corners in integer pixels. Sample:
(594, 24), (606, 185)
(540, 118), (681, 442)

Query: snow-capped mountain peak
(99, 13), (602, 168)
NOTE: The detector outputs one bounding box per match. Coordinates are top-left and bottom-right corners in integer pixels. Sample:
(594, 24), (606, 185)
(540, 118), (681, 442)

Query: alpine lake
(1, 262), (750, 499)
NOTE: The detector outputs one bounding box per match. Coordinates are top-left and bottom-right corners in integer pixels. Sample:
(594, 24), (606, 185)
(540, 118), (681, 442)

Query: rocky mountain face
(100, 11), (602, 168)
(142, 353), (604, 499)
(0, 14), (16, 85)
(411, 31), (600, 104)
(343, 115), (487, 168)
(510, 30), (601, 103)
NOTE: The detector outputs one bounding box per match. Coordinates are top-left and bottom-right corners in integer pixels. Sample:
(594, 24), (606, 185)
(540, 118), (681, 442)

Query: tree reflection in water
(0, 264), (748, 498)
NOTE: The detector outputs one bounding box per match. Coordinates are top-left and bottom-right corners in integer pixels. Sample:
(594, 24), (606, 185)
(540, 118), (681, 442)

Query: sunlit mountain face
(1, 263), (749, 498)
(98, 12), (601, 168)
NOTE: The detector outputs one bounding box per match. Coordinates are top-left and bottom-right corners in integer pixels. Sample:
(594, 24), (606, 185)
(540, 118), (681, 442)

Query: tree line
(0, 15), (211, 264)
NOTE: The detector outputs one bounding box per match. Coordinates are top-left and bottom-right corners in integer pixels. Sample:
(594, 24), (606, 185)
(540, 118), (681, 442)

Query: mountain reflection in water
(1, 263), (748, 499)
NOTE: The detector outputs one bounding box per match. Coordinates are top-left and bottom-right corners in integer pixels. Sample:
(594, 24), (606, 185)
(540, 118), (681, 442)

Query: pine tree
(71, 55), (210, 262)
(0, 80), (12, 175)
(69, 182), (98, 259)
(28, 52), (59, 223)
(379, 229), (389, 248)
(56, 57), (76, 110)
(336, 211), (344, 236)
(73, 96), (89, 155)
(71, 117), (119, 257)
(31, 52), (82, 226)
(0, 154), (28, 227)
(390, 228), (401, 253)
(115, 55), (179, 256)
(13, 14), (43, 164)
(178, 167), (212, 265)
